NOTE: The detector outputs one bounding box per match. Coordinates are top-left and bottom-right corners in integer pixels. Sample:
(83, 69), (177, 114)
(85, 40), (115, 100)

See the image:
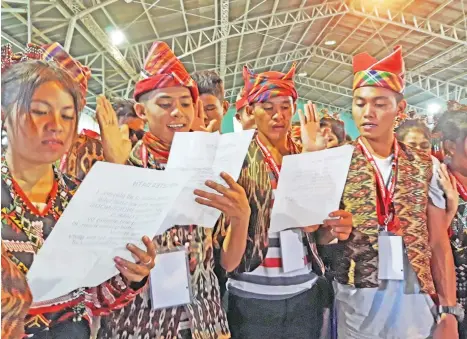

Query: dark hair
(396, 119), (431, 142)
(320, 118), (346, 144)
(395, 92), (404, 103)
(1, 60), (83, 134)
(112, 97), (137, 122)
(191, 70), (224, 101)
(435, 111), (467, 144)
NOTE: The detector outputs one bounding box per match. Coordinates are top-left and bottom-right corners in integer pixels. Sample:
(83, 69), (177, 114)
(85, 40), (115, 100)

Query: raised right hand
(96, 95), (132, 164)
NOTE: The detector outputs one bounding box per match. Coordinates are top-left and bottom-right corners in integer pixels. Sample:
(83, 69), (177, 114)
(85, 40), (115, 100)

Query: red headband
(242, 63), (298, 105)
(134, 41), (198, 103)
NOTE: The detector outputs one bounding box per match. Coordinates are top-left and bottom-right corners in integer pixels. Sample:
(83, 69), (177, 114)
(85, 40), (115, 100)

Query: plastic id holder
(149, 247), (193, 310)
(280, 229), (306, 273)
(378, 233), (404, 281)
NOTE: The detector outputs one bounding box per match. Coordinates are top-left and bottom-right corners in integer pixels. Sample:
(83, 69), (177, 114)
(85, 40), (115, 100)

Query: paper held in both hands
(270, 145), (354, 234)
(27, 162), (189, 303)
(163, 129), (255, 228)
(27, 130), (254, 304)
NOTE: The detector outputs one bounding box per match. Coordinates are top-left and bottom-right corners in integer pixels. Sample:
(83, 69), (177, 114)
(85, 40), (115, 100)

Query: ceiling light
(298, 72), (307, 77)
(325, 40), (336, 46)
(110, 29), (125, 46)
(427, 103), (441, 115)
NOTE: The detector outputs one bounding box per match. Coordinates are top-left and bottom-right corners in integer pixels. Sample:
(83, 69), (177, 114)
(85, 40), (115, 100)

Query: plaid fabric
(42, 42), (91, 101)
(134, 41), (199, 102)
(243, 63), (298, 105)
(1, 43), (91, 106)
(353, 70), (404, 94)
(352, 45), (405, 93)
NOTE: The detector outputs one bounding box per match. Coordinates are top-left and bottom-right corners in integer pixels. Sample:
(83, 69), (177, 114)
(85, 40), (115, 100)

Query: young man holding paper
(330, 46), (460, 339)
(97, 41), (250, 339)
(211, 64), (352, 338)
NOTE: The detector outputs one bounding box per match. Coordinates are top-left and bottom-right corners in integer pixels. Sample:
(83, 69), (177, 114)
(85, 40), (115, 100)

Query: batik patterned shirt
(1, 156), (145, 336)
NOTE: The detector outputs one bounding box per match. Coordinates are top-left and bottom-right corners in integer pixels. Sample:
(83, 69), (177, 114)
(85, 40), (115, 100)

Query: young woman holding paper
(97, 41), (250, 339)
(1, 43), (156, 339)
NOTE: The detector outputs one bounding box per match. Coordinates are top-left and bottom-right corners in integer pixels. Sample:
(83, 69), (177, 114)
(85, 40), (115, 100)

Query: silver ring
(142, 258), (152, 266)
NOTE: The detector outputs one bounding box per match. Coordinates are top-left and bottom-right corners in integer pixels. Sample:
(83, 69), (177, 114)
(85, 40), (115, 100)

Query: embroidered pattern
(61, 133), (104, 181)
(1, 156), (143, 336)
(97, 142), (229, 339)
(1, 251), (32, 339)
(214, 136), (325, 277)
(337, 142), (435, 294)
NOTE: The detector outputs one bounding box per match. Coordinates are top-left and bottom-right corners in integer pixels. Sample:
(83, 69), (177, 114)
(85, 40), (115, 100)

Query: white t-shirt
(373, 154), (446, 209)
(335, 154), (446, 338)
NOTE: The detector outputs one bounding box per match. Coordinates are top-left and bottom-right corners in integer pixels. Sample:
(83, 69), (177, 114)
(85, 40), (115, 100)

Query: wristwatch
(437, 304), (465, 323)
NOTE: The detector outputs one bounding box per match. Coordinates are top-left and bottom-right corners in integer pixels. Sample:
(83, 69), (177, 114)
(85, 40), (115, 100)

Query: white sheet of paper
(163, 130), (254, 227)
(269, 145), (354, 233)
(27, 162), (189, 302)
(280, 229), (306, 273)
(149, 249), (192, 310)
(378, 235), (404, 280)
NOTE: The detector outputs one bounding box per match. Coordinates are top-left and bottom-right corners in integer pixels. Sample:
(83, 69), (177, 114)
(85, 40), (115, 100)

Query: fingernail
(206, 180), (213, 185)
(127, 243), (134, 249)
(329, 213), (334, 217)
(143, 236), (149, 242)
(114, 257), (122, 263)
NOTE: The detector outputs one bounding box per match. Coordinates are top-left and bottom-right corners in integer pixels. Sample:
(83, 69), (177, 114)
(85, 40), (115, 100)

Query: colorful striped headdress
(134, 41), (199, 103)
(1, 42), (91, 107)
(352, 46), (405, 94)
(242, 63), (298, 105)
(235, 88), (249, 111)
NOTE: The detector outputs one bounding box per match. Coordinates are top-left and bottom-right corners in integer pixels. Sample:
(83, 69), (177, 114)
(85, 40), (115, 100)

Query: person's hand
(298, 100), (329, 152)
(438, 164), (459, 225)
(191, 100), (216, 132)
(323, 210), (353, 241)
(114, 236), (156, 283)
(96, 95), (132, 164)
(194, 172), (251, 224)
(433, 314), (458, 339)
(303, 225), (320, 233)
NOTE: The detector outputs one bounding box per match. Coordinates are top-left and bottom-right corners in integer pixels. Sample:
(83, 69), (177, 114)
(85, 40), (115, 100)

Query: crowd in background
(1, 40), (466, 339)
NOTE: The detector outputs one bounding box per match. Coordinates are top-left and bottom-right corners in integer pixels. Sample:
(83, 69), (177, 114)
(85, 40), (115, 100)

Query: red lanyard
(256, 134), (281, 182)
(358, 137), (400, 232)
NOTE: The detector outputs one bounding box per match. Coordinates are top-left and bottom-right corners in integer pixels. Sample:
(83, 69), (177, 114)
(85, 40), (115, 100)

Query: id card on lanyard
(358, 137), (404, 280)
(257, 135), (306, 273)
(149, 247), (193, 310)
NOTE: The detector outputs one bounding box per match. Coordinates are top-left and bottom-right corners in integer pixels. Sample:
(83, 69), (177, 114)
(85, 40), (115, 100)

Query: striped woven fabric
(1, 42), (91, 106)
(352, 45), (405, 94)
(134, 41), (198, 102)
(42, 42), (91, 100)
(243, 63), (298, 105)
